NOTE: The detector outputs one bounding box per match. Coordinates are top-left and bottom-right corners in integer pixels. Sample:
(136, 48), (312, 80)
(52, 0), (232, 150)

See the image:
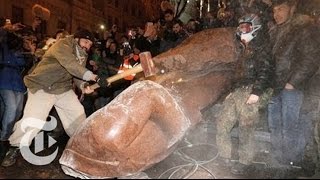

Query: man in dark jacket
(268, 0), (320, 169)
(0, 22), (33, 157)
(1, 29), (106, 167)
(215, 13), (274, 175)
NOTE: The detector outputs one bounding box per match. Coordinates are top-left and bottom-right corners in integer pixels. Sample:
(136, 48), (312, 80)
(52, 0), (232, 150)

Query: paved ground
(0, 104), (317, 179)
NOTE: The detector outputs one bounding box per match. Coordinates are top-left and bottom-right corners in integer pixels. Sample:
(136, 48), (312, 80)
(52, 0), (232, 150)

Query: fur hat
(32, 4), (51, 21)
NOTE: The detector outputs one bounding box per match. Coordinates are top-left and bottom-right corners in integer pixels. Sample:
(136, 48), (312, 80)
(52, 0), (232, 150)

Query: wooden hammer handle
(89, 64), (143, 90)
(107, 64), (143, 84)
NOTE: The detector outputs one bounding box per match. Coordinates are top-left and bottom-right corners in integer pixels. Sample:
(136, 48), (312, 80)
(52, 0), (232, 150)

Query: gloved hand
(96, 72), (109, 88)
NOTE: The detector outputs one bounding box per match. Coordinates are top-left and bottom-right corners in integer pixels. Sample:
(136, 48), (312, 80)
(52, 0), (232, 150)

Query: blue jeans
(0, 90), (24, 141)
(268, 89), (307, 165)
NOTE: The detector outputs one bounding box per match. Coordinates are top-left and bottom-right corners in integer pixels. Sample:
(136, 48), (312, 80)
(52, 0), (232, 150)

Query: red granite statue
(59, 27), (239, 178)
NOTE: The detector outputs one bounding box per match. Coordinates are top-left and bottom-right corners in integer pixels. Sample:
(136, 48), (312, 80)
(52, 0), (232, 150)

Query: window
(108, 16), (113, 29)
(124, 3), (128, 12)
(115, 0), (119, 8)
(12, 6), (23, 24)
(115, 18), (119, 27)
(92, 0), (104, 11)
(131, 5), (135, 16)
(122, 21), (126, 32)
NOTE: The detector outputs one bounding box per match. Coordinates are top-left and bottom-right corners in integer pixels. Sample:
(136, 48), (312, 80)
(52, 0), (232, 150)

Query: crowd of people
(1, 0), (320, 178)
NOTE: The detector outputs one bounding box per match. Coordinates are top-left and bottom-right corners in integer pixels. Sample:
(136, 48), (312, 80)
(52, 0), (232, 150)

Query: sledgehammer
(89, 51), (156, 90)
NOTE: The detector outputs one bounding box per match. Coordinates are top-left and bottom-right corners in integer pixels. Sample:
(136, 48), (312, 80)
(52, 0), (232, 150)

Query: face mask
(240, 32), (254, 43)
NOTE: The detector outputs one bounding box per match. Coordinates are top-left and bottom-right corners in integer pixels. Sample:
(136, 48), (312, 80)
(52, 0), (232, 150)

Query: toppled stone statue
(59, 27), (240, 178)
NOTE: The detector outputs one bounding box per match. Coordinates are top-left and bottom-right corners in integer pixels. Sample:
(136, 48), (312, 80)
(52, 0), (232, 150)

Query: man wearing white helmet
(214, 13), (274, 175)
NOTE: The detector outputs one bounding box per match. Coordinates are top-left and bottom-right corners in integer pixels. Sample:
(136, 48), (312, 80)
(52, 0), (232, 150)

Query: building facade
(0, 0), (161, 37)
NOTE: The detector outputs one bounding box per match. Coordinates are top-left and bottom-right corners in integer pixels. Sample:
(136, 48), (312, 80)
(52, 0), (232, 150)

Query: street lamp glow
(100, 25), (105, 30)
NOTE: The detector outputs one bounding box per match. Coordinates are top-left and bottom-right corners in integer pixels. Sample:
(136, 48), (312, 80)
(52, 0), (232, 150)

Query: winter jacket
(233, 29), (274, 96)
(24, 35), (93, 94)
(0, 28), (27, 92)
(269, 14), (320, 94)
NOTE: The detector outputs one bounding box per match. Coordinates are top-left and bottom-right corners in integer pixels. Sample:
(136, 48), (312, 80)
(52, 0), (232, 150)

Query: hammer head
(139, 51), (156, 77)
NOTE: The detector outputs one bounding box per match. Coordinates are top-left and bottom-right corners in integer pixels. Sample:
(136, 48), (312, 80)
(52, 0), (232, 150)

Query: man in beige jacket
(1, 29), (106, 167)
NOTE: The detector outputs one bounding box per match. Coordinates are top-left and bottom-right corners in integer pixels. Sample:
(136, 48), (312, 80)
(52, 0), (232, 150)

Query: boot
(1, 147), (20, 167)
(0, 141), (9, 161)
